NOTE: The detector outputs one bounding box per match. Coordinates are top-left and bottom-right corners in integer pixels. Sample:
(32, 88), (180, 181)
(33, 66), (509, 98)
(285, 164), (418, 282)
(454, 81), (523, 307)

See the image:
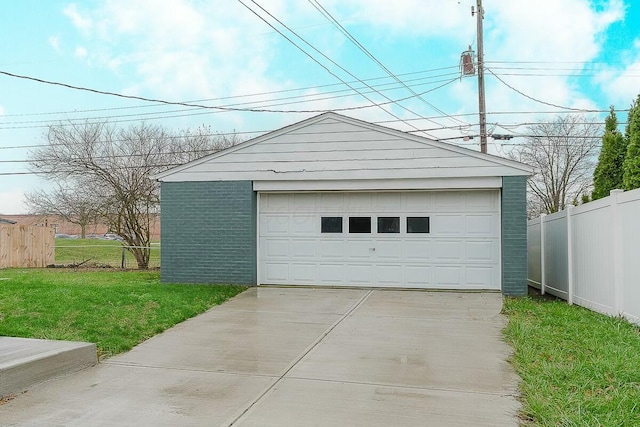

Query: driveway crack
(224, 289), (373, 426)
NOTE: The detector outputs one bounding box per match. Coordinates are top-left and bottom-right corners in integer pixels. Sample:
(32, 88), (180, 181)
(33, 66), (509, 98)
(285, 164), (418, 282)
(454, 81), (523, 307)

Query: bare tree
(30, 121), (238, 269)
(509, 115), (602, 217)
(25, 183), (101, 239)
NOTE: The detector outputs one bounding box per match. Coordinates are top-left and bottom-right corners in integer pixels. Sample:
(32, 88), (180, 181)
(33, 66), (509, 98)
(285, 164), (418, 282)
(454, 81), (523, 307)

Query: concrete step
(0, 337), (97, 398)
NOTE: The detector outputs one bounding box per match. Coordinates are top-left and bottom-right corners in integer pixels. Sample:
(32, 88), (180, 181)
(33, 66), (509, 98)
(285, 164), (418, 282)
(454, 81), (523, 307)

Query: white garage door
(258, 191), (501, 290)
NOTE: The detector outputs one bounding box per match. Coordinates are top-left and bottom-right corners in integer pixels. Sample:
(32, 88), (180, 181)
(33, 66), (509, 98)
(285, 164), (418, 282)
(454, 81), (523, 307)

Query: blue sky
(1, 0), (639, 214)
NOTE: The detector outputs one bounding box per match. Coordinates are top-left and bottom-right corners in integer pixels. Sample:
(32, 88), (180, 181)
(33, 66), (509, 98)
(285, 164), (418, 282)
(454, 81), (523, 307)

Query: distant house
(0, 217), (17, 224)
(155, 112), (533, 295)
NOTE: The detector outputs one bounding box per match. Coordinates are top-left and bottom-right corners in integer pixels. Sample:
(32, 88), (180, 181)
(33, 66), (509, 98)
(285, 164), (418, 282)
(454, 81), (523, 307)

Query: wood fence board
(0, 225), (54, 268)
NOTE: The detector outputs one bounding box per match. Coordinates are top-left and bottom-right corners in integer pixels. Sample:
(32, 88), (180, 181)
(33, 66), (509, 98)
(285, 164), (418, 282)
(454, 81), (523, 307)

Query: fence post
(611, 189), (624, 315)
(540, 213), (547, 295)
(566, 205), (574, 305)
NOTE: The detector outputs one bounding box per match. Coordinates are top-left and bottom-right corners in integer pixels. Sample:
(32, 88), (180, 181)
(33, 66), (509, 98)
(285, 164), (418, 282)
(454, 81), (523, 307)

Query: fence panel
(620, 190), (640, 323)
(527, 217), (541, 288)
(0, 225), (55, 268)
(543, 211), (569, 299)
(528, 188), (640, 325)
(571, 199), (615, 315)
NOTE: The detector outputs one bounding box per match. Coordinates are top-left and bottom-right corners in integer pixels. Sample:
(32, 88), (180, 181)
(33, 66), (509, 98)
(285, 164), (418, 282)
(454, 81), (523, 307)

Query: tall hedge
(623, 95), (640, 190)
(593, 107), (626, 199)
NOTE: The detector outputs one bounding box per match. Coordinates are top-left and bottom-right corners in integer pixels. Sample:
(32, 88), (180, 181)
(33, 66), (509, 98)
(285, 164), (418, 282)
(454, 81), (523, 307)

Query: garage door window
(321, 216), (343, 233)
(349, 217), (371, 233)
(377, 217), (400, 233)
(407, 217), (430, 233)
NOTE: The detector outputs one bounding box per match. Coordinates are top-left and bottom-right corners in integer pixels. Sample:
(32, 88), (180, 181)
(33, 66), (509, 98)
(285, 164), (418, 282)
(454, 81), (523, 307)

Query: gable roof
(155, 112), (533, 182)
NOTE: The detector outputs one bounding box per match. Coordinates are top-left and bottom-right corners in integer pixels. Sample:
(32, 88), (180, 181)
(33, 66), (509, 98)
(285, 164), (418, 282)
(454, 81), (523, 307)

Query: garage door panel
(292, 193), (316, 212)
(435, 266), (463, 286)
(259, 191), (500, 290)
(346, 240), (374, 260)
(319, 193), (345, 212)
(347, 193), (373, 213)
(291, 239), (317, 259)
(376, 265), (403, 285)
(466, 215), (496, 235)
(291, 263), (317, 282)
(405, 266), (432, 286)
(433, 240), (463, 261)
(404, 240), (432, 261)
(465, 190), (498, 210)
(265, 263), (289, 282)
(374, 240), (403, 261)
(265, 239), (289, 258)
(319, 240), (345, 259)
(465, 241), (497, 262)
(465, 267), (495, 288)
(432, 192), (464, 210)
(318, 264), (344, 283)
(374, 193), (402, 211)
(290, 215), (316, 234)
(347, 264), (374, 284)
(262, 215), (289, 235)
(433, 215), (464, 235)
(263, 193), (289, 212)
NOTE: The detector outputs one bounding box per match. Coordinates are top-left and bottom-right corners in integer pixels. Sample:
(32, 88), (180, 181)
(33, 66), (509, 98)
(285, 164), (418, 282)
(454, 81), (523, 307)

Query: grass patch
(55, 238), (160, 268)
(503, 293), (640, 426)
(0, 269), (245, 358)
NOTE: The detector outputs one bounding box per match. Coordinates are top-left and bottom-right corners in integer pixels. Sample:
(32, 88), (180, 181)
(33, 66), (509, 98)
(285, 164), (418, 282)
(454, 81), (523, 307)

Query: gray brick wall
(160, 181), (257, 285)
(501, 176), (528, 296)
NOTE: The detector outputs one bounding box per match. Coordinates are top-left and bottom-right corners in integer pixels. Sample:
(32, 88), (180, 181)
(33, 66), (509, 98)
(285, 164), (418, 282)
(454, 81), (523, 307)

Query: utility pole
(474, 0), (487, 153)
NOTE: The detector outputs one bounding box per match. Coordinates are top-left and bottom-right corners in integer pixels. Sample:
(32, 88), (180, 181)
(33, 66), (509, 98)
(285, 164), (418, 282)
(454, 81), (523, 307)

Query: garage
(156, 112), (532, 295)
(259, 191), (500, 289)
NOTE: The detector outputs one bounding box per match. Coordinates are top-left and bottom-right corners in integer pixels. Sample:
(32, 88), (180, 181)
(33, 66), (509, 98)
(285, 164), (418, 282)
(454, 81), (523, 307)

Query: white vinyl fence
(528, 188), (640, 325)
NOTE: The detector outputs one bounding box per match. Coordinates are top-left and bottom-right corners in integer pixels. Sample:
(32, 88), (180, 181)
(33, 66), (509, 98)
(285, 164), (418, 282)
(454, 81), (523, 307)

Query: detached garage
(156, 112), (532, 295)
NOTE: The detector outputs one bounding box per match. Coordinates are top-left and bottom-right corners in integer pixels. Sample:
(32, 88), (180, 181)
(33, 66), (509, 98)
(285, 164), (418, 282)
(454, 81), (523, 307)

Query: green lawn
(0, 269), (245, 358)
(503, 293), (640, 426)
(55, 238), (160, 268)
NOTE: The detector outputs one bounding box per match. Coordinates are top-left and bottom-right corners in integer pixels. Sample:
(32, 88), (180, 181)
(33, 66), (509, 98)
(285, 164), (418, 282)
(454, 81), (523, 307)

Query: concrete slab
(0, 363), (275, 427)
(288, 291), (517, 393)
(0, 337), (96, 398)
(235, 377), (520, 427)
(0, 288), (520, 426)
(110, 309), (342, 376)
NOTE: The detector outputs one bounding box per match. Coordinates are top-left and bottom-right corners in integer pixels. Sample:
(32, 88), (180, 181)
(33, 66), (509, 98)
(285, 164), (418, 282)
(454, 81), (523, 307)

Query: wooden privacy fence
(0, 224), (55, 268)
(527, 188), (640, 325)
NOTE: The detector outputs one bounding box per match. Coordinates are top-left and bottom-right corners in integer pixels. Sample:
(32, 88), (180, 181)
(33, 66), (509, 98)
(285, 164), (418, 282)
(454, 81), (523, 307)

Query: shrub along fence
(528, 187), (640, 325)
(0, 224), (55, 268)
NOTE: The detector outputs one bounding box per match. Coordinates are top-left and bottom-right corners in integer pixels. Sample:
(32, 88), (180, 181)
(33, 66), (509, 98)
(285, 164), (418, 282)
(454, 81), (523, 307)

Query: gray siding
(501, 176), (528, 296)
(161, 181), (256, 285)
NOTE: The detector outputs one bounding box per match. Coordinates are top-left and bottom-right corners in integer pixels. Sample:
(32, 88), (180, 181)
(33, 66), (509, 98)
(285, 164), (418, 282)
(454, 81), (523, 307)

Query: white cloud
(75, 46), (88, 58)
(63, 3), (92, 32)
(0, 104), (4, 116)
(596, 38), (640, 105)
(60, 0), (626, 141)
(48, 36), (61, 51)
(0, 189), (27, 215)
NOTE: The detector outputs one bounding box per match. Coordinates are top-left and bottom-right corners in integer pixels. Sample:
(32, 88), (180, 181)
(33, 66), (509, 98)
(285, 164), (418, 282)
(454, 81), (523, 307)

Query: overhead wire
(0, 65), (462, 118)
(485, 67), (608, 112)
(0, 69), (459, 121)
(307, 0), (467, 127)
(0, 74), (460, 128)
(236, 0), (439, 138)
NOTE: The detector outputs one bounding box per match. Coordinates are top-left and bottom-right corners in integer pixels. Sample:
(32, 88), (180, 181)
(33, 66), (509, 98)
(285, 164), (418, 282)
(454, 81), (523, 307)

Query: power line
(0, 75), (460, 128)
(307, 0), (467, 127)
(0, 69), (456, 117)
(236, 0), (439, 138)
(0, 66), (461, 118)
(485, 67), (605, 112)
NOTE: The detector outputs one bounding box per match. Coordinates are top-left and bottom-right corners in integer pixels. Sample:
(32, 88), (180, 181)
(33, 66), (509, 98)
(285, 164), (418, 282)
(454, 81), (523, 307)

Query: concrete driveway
(0, 288), (520, 426)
